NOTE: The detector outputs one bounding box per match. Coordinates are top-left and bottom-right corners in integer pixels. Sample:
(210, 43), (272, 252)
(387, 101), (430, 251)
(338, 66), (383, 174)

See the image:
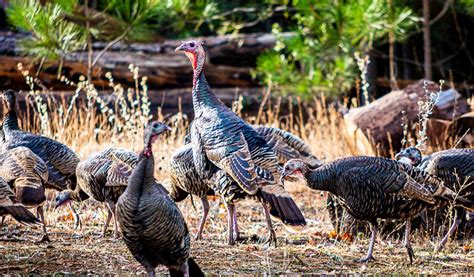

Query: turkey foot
(35, 234), (51, 243)
(406, 245), (415, 264)
(263, 229), (277, 247)
(354, 255), (376, 263)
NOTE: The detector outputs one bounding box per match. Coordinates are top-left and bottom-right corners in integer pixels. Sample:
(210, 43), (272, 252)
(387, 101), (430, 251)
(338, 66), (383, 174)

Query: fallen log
(343, 80), (471, 156)
(0, 31), (289, 91)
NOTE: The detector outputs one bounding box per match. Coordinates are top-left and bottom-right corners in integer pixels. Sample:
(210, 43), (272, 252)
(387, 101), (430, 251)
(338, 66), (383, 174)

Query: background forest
(1, 0), (473, 99)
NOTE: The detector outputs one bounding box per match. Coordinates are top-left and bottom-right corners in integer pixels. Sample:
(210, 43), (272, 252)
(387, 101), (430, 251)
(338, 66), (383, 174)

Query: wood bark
(343, 80), (470, 156)
(0, 31), (288, 91)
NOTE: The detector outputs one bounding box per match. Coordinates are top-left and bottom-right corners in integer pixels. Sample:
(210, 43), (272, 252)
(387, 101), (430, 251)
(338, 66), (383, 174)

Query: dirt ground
(1, 182), (472, 275)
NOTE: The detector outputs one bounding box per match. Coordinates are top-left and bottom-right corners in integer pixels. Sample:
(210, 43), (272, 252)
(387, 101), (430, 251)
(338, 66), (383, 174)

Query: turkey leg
(260, 201), (277, 246)
(108, 202), (119, 239)
(404, 219), (415, 263)
(232, 205), (240, 240)
(36, 206), (50, 243)
(102, 203), (113, 237)
(195, 196), (209, 240)
(225, 202), (236, 245)
(356, 222), (377, 263)
(68, 202), (82, 230)
(436, 208), (463, 251)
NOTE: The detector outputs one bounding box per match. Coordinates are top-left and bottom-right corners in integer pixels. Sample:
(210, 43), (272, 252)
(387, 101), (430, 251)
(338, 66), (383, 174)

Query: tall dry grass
(11, 65), (472, 173)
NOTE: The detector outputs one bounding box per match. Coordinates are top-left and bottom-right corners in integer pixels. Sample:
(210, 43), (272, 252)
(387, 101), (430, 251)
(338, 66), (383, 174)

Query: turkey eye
(152, 123), (158, 128)
(189, 42), (195, 48)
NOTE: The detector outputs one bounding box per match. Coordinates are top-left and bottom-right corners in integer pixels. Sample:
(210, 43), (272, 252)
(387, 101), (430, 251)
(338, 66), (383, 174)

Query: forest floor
(1, 181), (472, 275)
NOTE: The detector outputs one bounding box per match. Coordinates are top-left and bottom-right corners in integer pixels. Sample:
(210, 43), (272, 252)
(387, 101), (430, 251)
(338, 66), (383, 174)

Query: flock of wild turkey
(0, 40), (472, 275)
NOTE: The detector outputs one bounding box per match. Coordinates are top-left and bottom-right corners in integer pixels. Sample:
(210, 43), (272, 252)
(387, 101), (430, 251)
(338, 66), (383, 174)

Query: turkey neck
(69, 186), (89, 202)
(305, 165), (338, 194)
(125, 150), (156, 198)
(2, 110), (19, 134)
(192, 72), (224, 115)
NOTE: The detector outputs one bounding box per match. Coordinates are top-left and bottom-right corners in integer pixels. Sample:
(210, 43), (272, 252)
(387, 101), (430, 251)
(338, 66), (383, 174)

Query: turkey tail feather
(436, 186), (474, 211)
(258, 185), (306, 231)
(169, 268), (183, 277)
(4, 206), (41, 226)
(169, 184), (190, 202)
(168, 258), (204, 277)
(188, 257), (204, 277)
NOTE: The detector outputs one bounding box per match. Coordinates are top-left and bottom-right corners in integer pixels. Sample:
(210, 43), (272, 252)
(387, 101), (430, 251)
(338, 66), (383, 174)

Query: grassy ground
(1, 180), (472, 275)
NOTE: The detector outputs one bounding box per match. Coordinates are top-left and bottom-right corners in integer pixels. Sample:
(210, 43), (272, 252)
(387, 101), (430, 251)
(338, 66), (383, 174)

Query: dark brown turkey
(55, 147), (138, 237)
(281, 156), (473, 263)
(396, 147), (474, 251)
(170, 125), (320, 241)
(116, 121), (202, 277)
(0, 146), (50, 241)
(176, 40), (307, 245)
(1, 90), (82, 228)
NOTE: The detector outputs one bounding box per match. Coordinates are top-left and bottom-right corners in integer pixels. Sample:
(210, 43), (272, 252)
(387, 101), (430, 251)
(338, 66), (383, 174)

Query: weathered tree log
(343, 80), (471, 156)
(0, 31), (290, 91)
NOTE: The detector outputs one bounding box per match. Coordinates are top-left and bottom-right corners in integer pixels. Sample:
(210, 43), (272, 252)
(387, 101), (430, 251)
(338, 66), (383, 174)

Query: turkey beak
(175, 43), (186, 52)
(55, 195), (68, 209)
(394, 152), (403, 160)
(166, 125), (172, 131)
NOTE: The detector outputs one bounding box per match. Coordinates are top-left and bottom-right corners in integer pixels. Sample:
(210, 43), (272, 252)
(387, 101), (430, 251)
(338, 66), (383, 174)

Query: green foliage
(6, 0), (276, 66)
(103, 0), (168, 41)
(458, 0), (474, 16)
(255, 0), (420, 97)
(7, 0), (86, 62)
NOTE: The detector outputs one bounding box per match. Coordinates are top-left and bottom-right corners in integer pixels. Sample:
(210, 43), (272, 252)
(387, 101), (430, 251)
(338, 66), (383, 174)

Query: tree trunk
(423, 0), (432, 80)
(343, 80), (470, 156)
(388, 0), (398, 90)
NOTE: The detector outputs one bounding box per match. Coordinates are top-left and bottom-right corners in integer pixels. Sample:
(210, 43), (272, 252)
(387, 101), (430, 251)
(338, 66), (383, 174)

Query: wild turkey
(55, 147), (138, 237)
(1, 90), (80, 191)
(116, 121), (203, 277)
(170, 125), (320, 241)
(281, 156), (474, 263)
(176, 40), (306, 245)
(1, 90), (82, 228)
(396, 147), (474, 250)
(0, 146), (50, 241)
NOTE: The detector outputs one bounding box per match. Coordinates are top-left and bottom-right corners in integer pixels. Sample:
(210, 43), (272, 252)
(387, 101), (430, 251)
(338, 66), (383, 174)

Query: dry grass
(0, 69), (472, 274)
(1, 185), (472, 274)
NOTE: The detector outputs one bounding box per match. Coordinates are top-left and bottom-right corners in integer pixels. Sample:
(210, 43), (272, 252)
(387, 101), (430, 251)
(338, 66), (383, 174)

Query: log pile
(343, 80), (472, 156)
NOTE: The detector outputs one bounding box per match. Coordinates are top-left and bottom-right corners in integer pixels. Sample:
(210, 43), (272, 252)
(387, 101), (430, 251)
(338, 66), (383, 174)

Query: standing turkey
(116, 121), (203, 277)
(175, 40), (306, 245)
(55, 147), (138, 238)
(281, 156), (474, 263)
(1, 90), (82, 228)
(396, 147), (474, 250)
(0, 176), (41, 226)
(170, 125), (320, 241)
(0, 146), (50, 241)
